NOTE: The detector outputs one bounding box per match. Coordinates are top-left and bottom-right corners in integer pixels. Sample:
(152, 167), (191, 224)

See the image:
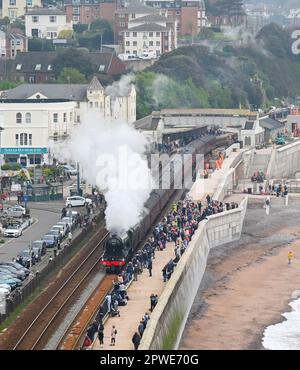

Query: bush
(1, 163), (21, 171)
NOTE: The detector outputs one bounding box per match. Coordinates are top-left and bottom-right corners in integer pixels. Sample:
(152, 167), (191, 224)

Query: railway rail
(0, 227), (109, 350)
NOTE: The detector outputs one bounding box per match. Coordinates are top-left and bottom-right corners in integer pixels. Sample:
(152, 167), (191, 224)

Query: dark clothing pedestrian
(150, 294), (156, 312)
(132, 332), (140, 350)
(138, 322), (144, 337)
(98, 330), (104, 347)
(148, 259), (152, 277)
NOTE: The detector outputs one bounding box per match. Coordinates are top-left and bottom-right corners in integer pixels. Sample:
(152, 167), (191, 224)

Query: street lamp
(0, 126), (4, 194)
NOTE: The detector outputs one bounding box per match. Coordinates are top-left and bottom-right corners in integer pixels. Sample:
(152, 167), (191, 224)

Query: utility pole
(76, 162), (80, 195)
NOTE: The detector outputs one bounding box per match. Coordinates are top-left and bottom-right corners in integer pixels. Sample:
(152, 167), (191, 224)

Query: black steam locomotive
(100, 134), (236, 271)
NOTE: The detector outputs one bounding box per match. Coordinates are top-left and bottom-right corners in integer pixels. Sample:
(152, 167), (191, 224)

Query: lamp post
(0, 126), (4, 194)
(77, 162), (80, 196)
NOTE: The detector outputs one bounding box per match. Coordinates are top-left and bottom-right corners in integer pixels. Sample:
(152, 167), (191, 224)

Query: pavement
(92, 242), (175, 350)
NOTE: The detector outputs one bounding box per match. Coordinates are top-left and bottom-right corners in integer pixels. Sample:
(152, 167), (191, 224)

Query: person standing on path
(98, 329), (104, 348)
(132, 332), (141, 350)
(148, 258), (152, 277)
(110, 325), (117, 346)
(288, 251), (294, 265)
(68, 231), (72, 243)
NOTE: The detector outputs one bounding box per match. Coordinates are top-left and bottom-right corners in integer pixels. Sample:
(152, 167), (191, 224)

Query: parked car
(63, 165), (78, 176)
(3, 224), (23, 237)
(48, 229), (63, 242)
(0, 277), (17, 289)
(0, 265), (26, 280)
(0, 272), (22, 287)
(3, 205), (26, 218)
(51, 225), (66, 238)
(65, 196), (92, 208)
(61, 217), (76, 230)
(31, 240), (47, 256)
(17, 250), (35, 269)
(138, 51), (157, 60)
(57, 221), (70, 234)
(42, 234), (58, 248)
(0, 283), (12, 292)
(118, 53), (140, 61)
(0, 261), (30, 276)
(31, 247), (42, 263)
(0, 287), (10, 298)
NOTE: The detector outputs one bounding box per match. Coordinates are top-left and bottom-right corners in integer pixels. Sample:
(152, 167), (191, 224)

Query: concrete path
(92, 242), (175, 351)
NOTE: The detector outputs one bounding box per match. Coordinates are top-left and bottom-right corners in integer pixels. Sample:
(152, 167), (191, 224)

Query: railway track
(8, 228), (109, 350)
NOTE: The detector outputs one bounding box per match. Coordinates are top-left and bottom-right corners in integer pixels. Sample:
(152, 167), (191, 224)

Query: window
(98, 65), (105, 72)
(63, 113), (67, 122)
(29, 134), (32, 145)
(133, 50), (137, 55)
(16, 40), (21, 46)
(47, 65), (52, 71)
(119, 14), (125, 18)
(9, 0), (16, 5)
(15, 134), (19, 146)
(133, 32), (137, 37)
(126, 41), (130, 46)
(35, 64), (41, 70)
(11, 41), (15, 46)
(119, 22), (126, 27)
(156, 41), (160, 46)
(49, 16), (56, 23)
(16, 64), (22, 70)
(73, 15), (80, 22)
(27, 0), (33, 5)
(16, 113), (22, 124)
(25, 113), (31, 123)
(95, 102), (99, 108)
(73, 7), (80, 14)
(156, 32), (160, 37)
(20, 133), (28, 146)
(89, 102), (93, 108)
(133, 41), (137, 46)
(53, 113), (58, 123)
(149, 32), (153, 37)
(32, 16), (39, 23)
(70, 112), (73, 121)
(149, 41), (153, 46)
(131, 13), (136, 19)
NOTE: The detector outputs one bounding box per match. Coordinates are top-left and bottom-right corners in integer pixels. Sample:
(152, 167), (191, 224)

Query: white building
(25, 8), (72, 39)
(0, 98), (76, 166)
(1, 0), (42, 21)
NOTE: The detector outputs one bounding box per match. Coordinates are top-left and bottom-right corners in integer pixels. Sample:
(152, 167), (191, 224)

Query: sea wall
(139, 197), (248, 350)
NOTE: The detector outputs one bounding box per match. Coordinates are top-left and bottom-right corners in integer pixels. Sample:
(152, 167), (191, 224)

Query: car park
(31, 240), (47, 256)
(65, 196), (92, 208)
(0, 261), (29, 276)
(4, 223), (23, 237)
(0, 265), (26, 280)
(3, 205), (26, 218)
(42, 234), (58, 248)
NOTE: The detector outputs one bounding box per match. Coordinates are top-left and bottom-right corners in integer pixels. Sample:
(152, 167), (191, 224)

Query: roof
(4, 84), (88, 101)
(116, 1), (158, 15)
(134, 115), (160, 131)
(87, 76), (103, 91)
(9, 51), (124, 75)
(127, 23), (168, 32)
(25, 8), (66, 16)
(130, 14), (170, 23)
(160, 108), (254, 117)
(259, 117), (283, 130)
(244, 121), (254, 130)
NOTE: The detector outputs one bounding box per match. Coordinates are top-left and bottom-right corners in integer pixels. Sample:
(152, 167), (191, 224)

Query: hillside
(135, 23), (300, 118)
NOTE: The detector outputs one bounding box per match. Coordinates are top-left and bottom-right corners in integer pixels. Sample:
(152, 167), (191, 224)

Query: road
(0, 201), (64, 262)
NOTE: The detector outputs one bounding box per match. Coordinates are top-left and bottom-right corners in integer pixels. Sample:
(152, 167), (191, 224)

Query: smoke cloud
(51, 77), (153, 235)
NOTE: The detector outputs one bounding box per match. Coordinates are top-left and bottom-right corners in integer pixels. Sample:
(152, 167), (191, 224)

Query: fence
(0, 211), (104, 325)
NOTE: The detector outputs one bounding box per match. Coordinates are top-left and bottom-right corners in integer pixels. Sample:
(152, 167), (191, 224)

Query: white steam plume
(51, 77), (153, 235)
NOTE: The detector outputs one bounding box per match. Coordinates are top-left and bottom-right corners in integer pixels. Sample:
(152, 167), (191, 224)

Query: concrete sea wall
(139, 197), (248, 350)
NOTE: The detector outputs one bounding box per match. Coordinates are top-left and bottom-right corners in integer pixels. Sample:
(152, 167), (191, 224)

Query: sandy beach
(180, 200), (300, 350)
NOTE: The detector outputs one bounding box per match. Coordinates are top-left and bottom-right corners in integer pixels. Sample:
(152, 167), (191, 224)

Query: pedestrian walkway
(92, 242), (175, 350)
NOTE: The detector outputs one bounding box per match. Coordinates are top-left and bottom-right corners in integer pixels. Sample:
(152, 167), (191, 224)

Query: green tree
(58, 29), (73, 39)
(52, 48), (93, 78)
(57, 67), (87, 84)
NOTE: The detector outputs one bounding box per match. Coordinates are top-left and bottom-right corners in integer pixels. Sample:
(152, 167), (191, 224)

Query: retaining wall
(271, 140), (300, 178)
(139, 197), (248, 350)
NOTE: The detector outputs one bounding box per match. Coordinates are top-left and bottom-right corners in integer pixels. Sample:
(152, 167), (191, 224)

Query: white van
(118, 53), (140, 61)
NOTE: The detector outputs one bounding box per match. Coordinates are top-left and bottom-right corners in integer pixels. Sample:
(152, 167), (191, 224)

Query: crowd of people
(251, 171), (266, 183)
(83, 193), (239, 350)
